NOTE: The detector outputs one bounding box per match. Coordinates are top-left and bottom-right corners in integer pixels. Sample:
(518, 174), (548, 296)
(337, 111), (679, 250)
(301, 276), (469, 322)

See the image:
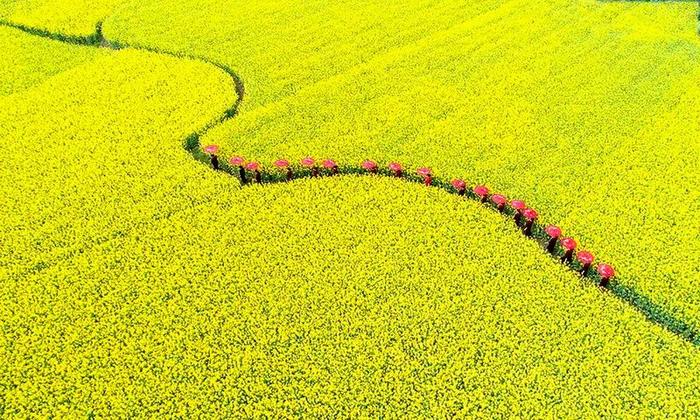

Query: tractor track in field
(1, 19), (699, 348)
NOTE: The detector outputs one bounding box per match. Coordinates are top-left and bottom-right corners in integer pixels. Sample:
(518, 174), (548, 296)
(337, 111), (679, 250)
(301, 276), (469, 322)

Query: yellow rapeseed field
(0, 25), (99, 95)
(0, 0), (127, 36)
(0, 0), (699, 416)
(104, 0), (700, 326)
(0, 26), (236, 282)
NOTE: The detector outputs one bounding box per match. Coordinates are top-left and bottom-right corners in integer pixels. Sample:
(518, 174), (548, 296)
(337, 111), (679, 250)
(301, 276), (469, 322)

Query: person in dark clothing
(239, 165), (247, 184)
(210, 154), (219, 170)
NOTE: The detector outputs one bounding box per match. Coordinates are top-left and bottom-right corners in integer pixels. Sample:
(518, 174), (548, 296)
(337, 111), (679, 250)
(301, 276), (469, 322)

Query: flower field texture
(0, 0), (127, 37)
(0, 26), (100, 96)
(0, 26), (237, 283)
(4, 171), (700, 416)
(1, 0), (700, 416)
(102, 0), (700, 327)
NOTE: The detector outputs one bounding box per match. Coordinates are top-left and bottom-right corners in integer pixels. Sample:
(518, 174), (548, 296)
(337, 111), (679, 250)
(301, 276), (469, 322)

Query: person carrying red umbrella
(246, 161), (262, 183)
(417, 167), (432, 186)
(204, 145), (220, 170)
(324, 159), (339, 175)
(275, 159), (293, 181)
(230, 156), (246, 184)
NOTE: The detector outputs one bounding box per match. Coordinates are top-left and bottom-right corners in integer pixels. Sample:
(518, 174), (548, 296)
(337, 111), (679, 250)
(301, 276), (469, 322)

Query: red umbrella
(362, 160), (378, 173)
(577, 251), (594, 265)
(560, 237), (577, 263)
(510, 200), (526, 211)
(491, 194), (507, 212)
(323, 159), (339, 175)
(545, 225), (562, 239)
(561, 237), (577, 251)
(577, 251), (595, 276)
(451, 179), (466, 195)
(388, 162), (403, 177)
(301, 157), (318, 177)
(246, 161), (261, 183)
(229, 156), (245, 166)
(491, 194), (506, 205)
(597, 263), (615, 287)
(510, 200), (526, 225)
(522, 208), (538, 220)
(598, 263), (614, 277)
(417, 167), (432, 186)
(274, 159), (293, 181)
(229, 156), (247, 183)
(545, 225), (562, 253)
(473, 185), (489, 203)
(203, 144), (219, 154)
(522, 208), (538, 236)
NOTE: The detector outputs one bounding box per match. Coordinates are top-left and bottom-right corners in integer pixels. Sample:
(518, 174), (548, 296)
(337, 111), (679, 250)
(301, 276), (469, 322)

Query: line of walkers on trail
(202, 144), (617, 288)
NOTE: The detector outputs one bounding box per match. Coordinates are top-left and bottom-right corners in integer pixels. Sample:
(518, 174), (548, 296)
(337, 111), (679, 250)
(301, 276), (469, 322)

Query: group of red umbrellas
(203, 145), (616, 286)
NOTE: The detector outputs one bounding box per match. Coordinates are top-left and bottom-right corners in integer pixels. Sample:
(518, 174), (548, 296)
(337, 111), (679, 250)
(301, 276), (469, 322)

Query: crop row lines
(1, 17), (698, 347)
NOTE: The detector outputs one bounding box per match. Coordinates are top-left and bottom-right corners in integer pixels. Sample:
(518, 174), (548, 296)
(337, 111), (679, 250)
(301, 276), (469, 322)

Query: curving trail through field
(0, 17), (698, 348)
